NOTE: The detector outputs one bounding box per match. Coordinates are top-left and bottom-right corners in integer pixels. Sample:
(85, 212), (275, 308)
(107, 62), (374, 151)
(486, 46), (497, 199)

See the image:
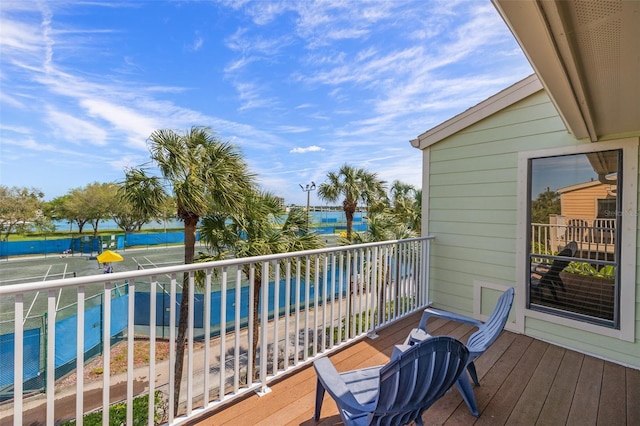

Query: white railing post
(168, 274), (176, 424)
(46, 290), (56, 425)
(312, 255), (320, 357)
(186, 272), (195, 415)
(337, 254), (344, 345)
(13, 293), (23, 426)
(345, 250), (352, 339)
(294, 259), (301, 364)
(283, 261), (291, 370)
(148, 277), (157, 424)
(422, 238), (431, 306)
(233, 268), (242, 393)
(126, 280), (135, 426)
(273, 261), (280, 375)
(329, 254), (336, 348)
(102, 282), (112, 426)
(303, 255), (310, 361)
(215, 267), (222, 402)
(76, 285), (84, 426)
(247, 264), (255, 386)
(368, 246), (379, 339)
(257, 261), (271, 396)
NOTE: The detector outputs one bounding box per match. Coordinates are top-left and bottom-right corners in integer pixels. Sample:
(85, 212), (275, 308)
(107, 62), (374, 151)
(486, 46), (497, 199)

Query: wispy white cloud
(3, 137), (58, 152)
(188, 36), (204, 51)
(234, 81), (277, 111)
(275, 125), (310, 134)
(45, 107), (109, 146)
(290, 145), (325, 154)
(79, 99), (157, 147)
(0, 124), (32, 134)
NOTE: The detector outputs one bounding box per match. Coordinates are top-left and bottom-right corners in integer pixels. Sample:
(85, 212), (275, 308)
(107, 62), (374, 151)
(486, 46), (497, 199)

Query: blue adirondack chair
(531, 241), (578, 300)
(313, 336), (470, 426)
(404, 287), (515, 416)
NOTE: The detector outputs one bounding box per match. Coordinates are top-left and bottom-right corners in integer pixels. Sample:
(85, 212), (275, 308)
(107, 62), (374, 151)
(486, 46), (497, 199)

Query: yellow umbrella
(97, 250), (124, 263)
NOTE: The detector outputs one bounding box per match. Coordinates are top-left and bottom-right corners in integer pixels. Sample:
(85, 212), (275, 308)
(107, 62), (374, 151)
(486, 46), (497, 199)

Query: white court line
(56, 288), (63, 312)
(23, 264), (53, 323)
(131, 256), (180, 294)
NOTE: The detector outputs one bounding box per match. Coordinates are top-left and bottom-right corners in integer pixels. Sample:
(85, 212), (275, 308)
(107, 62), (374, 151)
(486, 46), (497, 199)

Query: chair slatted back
(466, 287), (514, 354)
(371, 336), (469, 425)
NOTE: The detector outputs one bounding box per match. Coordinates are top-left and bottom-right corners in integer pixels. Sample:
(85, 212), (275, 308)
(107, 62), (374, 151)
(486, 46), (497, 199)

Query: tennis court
(0, 245), (189, 326)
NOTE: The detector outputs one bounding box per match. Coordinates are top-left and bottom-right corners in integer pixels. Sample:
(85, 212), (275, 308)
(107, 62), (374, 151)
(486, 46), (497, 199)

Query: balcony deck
(193, 311), (640, 426)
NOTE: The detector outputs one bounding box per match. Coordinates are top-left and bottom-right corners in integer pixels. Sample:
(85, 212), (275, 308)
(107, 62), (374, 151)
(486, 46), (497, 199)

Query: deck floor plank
(566, 355), (603, 426)
(626, 367), (640, 425)
(507, 343), (564, 423)
(597, 362), (627, 425)
(538, 349), (583, 424)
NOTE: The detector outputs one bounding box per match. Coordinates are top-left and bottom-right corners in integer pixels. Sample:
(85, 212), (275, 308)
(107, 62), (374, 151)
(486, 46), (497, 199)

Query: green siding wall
(425, 90), (640, 368)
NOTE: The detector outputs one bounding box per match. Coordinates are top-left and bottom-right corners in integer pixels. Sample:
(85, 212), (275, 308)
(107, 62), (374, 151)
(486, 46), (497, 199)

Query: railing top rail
(0, 236), (434, 296)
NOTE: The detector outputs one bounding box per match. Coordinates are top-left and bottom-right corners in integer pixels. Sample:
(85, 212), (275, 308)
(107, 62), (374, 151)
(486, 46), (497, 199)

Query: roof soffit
(492, 0), (640, 142)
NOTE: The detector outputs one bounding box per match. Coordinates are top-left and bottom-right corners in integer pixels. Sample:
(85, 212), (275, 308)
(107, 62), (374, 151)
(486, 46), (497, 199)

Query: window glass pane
(528, 150), (620, 327)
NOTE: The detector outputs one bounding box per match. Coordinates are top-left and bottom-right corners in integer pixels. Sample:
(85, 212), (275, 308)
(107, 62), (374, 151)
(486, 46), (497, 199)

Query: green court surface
(0, 245), (189, 327)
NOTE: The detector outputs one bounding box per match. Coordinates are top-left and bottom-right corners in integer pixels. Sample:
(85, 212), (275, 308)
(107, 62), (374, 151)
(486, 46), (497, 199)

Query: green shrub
(60, 390), (167, 426)
(565, 261), (615, 279)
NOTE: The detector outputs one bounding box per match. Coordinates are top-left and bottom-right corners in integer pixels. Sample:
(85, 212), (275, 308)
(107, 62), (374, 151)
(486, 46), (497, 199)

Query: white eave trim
(411, 74), (542, 150)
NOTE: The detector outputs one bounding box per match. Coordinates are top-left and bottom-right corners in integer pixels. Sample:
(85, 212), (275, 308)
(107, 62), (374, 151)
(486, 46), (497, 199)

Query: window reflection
(528, 150), (620, 326)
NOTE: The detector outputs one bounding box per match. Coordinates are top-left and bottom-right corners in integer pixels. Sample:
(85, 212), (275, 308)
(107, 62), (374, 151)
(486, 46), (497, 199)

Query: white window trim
(516, 138), (638, 342)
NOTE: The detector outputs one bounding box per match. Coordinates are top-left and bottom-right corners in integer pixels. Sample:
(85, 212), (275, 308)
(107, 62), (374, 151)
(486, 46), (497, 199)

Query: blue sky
(0, 0), (533, 205)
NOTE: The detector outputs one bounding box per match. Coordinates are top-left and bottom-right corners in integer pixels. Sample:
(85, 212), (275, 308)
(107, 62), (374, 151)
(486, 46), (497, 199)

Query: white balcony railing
(531, 216), (616, 259)
(1, 236), (433, 425)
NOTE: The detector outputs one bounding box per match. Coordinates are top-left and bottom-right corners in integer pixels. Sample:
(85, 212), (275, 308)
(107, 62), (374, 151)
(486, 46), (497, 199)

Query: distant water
(53, 210), (366, 232)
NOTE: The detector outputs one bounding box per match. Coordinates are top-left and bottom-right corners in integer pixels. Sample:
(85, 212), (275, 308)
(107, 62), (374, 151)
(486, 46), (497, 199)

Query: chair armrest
(313, 357), (368, 414)
(404, 328), (431, 345)
(417, 307), (484, 331)
(391, 344), (412, 360)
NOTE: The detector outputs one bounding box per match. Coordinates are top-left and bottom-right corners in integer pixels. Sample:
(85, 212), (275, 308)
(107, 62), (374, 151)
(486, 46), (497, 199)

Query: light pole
(299, 181), (316, 231)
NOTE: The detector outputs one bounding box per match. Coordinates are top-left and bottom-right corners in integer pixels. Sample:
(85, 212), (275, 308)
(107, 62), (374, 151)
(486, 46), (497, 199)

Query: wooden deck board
(598, 362), (627, 425)
(192, 314), (640, 426)
(627, 367), (640, 425)
(538, 349), (583, 424)
(566, 355), (603, 426)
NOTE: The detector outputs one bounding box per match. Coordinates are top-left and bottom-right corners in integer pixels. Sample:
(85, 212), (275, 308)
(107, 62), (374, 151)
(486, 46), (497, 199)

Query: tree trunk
(173, 216), (198, 416)
(91, 219), (100, 238)
(343, 200), (356, 240)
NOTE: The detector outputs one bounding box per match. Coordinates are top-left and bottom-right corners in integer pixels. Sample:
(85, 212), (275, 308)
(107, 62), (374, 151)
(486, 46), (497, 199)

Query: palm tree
(120, 126), (254, 415)
(198, 194), (325, 378)
(349, 210), (416, 244)
(410, 188), (422, 234)
(389, 180), (422, 234)
(317, 164), (386, 240)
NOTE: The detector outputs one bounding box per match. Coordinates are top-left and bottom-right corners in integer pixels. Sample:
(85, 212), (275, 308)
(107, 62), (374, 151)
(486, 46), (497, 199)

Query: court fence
(0, 231), (190, 259)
